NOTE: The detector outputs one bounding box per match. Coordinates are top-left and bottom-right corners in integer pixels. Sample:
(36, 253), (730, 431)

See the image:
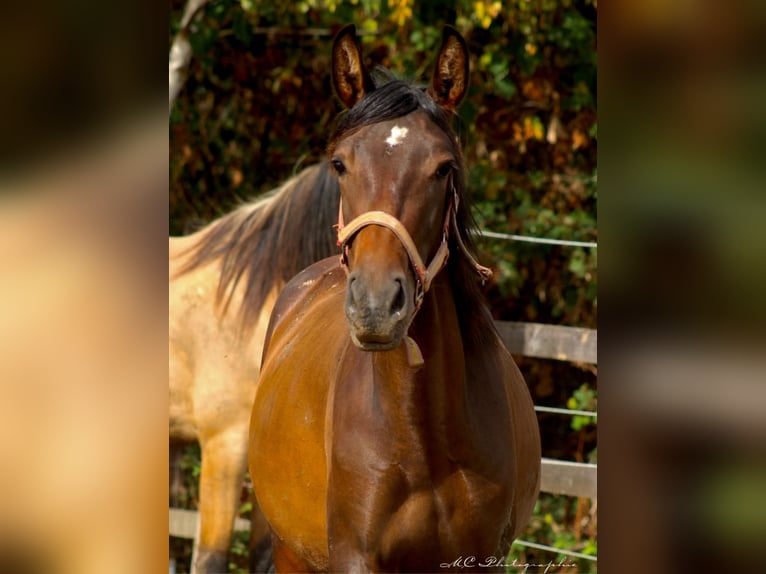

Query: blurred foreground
(600, 1), (766, 572)
(0, 2), (167, 571)
(0, 113), (168, 573)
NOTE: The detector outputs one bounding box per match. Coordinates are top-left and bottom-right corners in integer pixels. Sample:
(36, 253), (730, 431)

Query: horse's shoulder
(463, 321), (527, 402)
(465, 319), (540, 512)
(262, 257), (344, 351)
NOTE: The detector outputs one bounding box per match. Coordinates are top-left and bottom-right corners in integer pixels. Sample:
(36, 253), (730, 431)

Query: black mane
(173, 162), (340, 336)
(330, 72), (454, 150)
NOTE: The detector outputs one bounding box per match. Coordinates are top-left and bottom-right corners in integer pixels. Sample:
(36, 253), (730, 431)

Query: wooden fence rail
(496, 321), (597, 364)
(540, 458), (597, 499)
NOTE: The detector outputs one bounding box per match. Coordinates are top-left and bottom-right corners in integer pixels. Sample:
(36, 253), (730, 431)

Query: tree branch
(169, 0), (211, 113)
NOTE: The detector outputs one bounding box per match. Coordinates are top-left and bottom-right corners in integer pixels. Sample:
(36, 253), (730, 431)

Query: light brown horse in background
(249, 25), (540, 573)
(170, 162), (339, 573)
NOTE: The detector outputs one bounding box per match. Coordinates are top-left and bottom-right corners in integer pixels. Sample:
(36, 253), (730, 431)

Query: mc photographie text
(440, 555), (577, 572)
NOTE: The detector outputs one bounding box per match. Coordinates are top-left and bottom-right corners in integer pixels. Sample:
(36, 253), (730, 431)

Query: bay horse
(249, 25), (541, 572)
(170, 162), (339, 572)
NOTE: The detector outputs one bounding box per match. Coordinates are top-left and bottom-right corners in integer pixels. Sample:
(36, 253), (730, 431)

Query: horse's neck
(373, 275), (470, 439)
(409, 275), (464, 373)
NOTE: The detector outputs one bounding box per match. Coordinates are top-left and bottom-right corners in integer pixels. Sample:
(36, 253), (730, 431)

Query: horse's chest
(374, 468), (508, 570)
(382, 481), (466, 545)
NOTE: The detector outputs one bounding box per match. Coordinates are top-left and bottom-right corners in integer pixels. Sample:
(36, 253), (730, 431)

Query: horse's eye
(434, 162), (453, 179)
(331, 158), (347, 176)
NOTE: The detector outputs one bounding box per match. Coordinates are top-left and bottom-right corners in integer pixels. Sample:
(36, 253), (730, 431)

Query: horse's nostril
(348, 276), (360, 301)
(346, 276), (359, 315)
(390, 279), (406, 315)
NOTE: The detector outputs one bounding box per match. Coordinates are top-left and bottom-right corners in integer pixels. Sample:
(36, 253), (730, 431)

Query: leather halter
(335, 183), (492, 367)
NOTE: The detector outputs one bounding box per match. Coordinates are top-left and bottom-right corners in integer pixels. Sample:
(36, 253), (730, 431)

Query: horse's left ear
(428, 26), (470, 112)
(332, 24), (375, 109)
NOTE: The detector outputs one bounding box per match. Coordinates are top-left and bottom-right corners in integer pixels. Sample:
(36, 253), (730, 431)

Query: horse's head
(328, 25), (469, 353)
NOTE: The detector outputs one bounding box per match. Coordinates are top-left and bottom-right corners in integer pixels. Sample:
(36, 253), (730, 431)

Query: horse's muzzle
(345, 271), (412, 350)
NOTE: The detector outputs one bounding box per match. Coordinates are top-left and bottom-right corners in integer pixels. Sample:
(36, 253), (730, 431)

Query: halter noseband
(334, 184), (492, 367)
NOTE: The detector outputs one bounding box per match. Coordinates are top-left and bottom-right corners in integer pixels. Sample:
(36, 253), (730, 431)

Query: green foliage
(228, 530), (250, 574)
(568, 383), (597, 432)
(512, 493), (597, 572)
(169, 444), (202, 572)
(177, 444), (201, 501)
(508, 383), (598, 572)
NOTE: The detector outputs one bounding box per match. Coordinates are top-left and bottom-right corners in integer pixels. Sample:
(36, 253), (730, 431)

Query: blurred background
(600, 1), (766, 573)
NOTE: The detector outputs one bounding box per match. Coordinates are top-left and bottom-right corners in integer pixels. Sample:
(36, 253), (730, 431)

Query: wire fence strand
(534, 405), (598, 417)
(512, 539), (598, 562)
(477, 229), (598, 249)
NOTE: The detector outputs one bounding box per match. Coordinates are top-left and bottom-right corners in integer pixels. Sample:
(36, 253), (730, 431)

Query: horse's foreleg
(192, 428), (249, 574)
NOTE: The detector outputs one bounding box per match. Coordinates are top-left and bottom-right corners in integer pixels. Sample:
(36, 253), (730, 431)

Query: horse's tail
(172, 161), (340, 336)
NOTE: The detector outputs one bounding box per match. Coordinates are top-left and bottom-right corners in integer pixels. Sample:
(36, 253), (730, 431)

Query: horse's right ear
(428, 26), (470, 112)
(332, 24), (374, 109)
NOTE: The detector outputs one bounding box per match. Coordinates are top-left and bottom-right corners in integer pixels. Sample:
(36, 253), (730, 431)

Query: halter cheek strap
(334, 187), (492, 367)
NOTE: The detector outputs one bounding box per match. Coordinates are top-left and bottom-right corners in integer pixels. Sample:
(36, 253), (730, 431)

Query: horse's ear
(428, 26), (470, 112)
(332, 24), (374, 109)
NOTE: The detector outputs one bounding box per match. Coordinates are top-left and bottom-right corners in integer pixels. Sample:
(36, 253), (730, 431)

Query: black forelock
(330, 71), (456, 149)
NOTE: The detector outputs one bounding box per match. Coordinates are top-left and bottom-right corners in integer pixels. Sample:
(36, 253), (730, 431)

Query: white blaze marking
(386, 125), (409, 147)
